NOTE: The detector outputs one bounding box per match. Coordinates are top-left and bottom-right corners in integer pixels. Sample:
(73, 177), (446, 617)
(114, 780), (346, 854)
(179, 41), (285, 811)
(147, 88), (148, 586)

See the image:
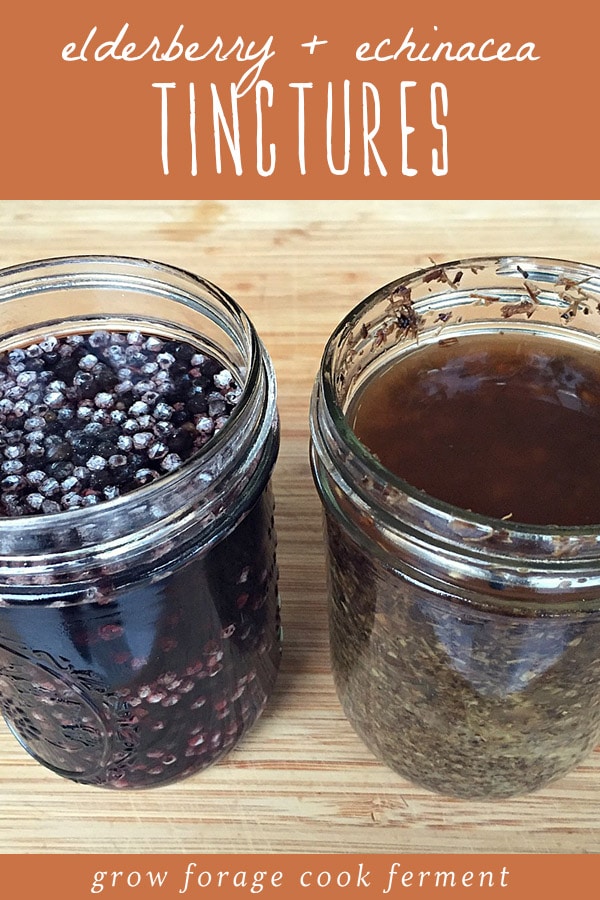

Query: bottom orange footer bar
(3, 854), (596, 900)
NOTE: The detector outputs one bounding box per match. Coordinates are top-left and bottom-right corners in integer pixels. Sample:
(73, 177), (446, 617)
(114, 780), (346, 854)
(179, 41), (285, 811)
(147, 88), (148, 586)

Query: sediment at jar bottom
(0, 485), (281, 789)
(325, 513), (600, 799)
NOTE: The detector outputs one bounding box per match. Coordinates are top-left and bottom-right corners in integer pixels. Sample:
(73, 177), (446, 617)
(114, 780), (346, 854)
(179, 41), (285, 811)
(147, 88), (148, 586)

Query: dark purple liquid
(0, 485), (280, 787)
(0, 328), (280, 787)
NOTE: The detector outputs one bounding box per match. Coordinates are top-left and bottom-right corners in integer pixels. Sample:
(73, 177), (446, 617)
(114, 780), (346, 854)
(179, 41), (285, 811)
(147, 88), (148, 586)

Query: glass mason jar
(310, 256), (600, 799)
(0, 255), (281, 789)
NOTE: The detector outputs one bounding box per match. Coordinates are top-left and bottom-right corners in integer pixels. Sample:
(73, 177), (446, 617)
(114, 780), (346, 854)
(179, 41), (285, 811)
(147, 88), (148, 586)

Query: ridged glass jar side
(0, 256), (281, 788)
(310, 256), (600, 798)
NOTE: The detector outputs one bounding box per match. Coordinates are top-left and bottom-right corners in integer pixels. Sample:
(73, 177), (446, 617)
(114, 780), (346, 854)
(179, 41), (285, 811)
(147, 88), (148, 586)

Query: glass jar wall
(0, 256), (281, 788)
(310, 256), (600, 798)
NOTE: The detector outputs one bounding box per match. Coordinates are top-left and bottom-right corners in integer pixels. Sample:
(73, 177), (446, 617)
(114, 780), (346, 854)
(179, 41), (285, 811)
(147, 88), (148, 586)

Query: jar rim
(316, 254), (600, 547)
(0, 254), (266, 538)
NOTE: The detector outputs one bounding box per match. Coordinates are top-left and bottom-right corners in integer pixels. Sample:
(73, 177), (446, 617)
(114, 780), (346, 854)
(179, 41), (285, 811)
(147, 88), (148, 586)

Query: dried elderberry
(0, 330), (241, 517)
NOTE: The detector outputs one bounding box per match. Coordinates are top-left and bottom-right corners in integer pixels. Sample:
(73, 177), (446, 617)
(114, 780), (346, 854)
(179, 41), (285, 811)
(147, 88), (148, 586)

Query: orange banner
(2, 854), (598, 900)
(0, 0), (596, 198)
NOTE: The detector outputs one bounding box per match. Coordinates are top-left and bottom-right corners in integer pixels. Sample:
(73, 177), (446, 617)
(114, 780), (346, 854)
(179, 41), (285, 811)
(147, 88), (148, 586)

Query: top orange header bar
(0, 0), (595, 199)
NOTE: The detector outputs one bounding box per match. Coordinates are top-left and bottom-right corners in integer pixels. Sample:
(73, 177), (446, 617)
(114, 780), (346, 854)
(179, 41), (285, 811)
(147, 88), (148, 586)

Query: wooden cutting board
(0, 200), (599, 853)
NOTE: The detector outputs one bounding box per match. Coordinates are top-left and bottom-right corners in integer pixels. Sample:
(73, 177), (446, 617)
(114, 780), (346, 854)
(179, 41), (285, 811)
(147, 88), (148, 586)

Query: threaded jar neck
(310, 256), (600, 612)
(0, 256), (278, 596)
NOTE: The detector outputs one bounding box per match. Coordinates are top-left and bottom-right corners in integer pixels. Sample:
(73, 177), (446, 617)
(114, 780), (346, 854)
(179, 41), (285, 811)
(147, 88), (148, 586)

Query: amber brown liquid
(350, 332), (600, 526)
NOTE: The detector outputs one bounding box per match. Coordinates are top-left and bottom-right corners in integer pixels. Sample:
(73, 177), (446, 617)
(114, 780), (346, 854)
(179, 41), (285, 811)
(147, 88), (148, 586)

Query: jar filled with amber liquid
(310, 256), (600, 798)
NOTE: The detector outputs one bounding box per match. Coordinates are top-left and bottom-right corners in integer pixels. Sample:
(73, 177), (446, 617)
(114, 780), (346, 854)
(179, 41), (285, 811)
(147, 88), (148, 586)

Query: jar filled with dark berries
(310, 256), (600, 799)
(0, 255), (281, 788)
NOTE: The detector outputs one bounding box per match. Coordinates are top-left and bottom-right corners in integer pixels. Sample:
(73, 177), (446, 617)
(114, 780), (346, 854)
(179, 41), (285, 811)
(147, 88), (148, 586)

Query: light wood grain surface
(1, 200), (600, 854)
